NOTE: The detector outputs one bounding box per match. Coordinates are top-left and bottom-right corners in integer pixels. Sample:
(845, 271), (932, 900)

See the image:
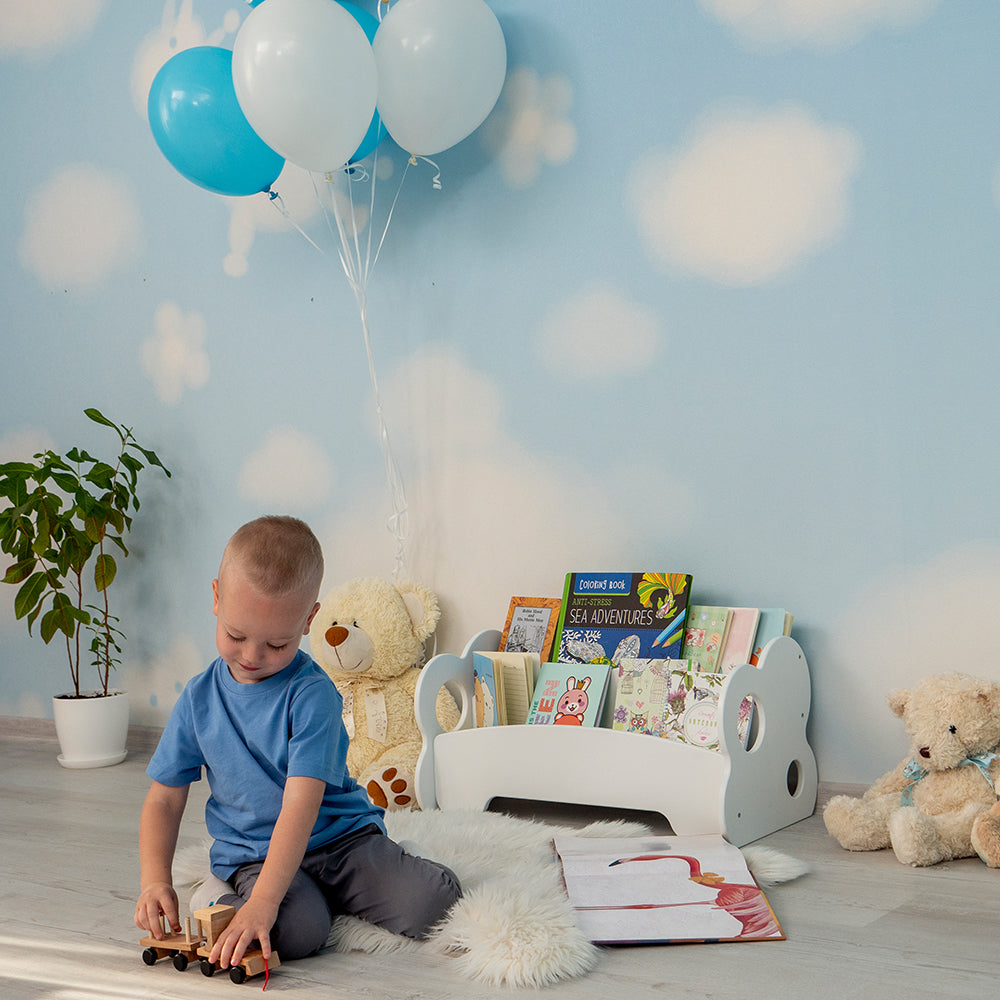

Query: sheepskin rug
(173, 809), (807, 988)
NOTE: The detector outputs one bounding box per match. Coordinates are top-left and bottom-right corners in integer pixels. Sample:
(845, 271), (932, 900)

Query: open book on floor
(553, 833), (784, 945)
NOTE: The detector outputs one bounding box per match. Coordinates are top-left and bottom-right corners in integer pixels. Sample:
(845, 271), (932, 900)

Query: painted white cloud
(699, 0), (939, 49)
(481, 68), (577, 189)
(122, 636), (203, 726)
(141, 301), (210, 405)
(238, 427), (335, 510)
(131, 0), (241, 115)
(819, 542), (1000, 782)
(222, 163), (329, 277)
(315, 346), (694, 654)
(20, 165), (142, 289)
(0, 0), (105, 55)
(626, 102), (861, 286)
(537, 282), (660, 378)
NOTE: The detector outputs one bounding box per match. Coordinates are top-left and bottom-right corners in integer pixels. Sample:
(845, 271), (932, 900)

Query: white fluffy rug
(174, 809), (808, 988)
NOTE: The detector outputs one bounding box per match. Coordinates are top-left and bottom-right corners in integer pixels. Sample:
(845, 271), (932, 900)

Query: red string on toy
(262, 955), (269, 991)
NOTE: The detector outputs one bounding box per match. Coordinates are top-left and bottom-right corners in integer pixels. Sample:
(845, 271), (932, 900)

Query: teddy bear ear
(886, 689), (909, 718)
(396, 580), (441, 643)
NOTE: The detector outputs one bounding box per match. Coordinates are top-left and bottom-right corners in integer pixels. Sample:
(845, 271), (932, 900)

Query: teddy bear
(971, 800), (1000, 866)
(823, 670), (1000, 867)
(308, 576), (460, 811)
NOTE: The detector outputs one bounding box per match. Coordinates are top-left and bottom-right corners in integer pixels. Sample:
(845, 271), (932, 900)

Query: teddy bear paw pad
(367, 767), (414, 810)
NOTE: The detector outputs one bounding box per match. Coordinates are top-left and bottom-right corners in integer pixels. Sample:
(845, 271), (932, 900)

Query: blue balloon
(148, 46), (284, 197)
(337, 2), (387, 163)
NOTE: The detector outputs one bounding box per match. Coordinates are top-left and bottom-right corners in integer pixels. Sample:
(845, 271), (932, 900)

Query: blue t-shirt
(148, 649), (385, 879)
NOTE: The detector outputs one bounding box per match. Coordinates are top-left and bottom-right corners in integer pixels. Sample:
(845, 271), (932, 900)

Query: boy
(134, 516), (461, 971)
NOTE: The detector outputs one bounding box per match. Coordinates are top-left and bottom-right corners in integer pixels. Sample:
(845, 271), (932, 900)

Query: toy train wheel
(200, 958), (216, 977)
(141, 947), (158, 966)
(172, 953), (189, 971)
(229, 966), (247, 984)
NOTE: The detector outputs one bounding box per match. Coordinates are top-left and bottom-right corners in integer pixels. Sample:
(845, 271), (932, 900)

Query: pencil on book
(652, 616), (683, 647)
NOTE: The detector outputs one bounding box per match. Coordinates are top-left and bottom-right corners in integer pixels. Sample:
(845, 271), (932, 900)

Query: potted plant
(0, 408), (171, 767)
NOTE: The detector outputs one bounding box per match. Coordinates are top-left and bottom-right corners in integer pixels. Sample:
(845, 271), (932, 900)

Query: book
(716, 607), (760, 674)
(611, 658), (727, 748)
(525, 660), (611, 727)
(472, 651), (540, 726)
(498, 596), (562, 662)
(681, 606), (733, 673)
(472, 652), (500, 727)
(611, 658), (760, 752)
(610, 658), (682, 738)
(552, 572), (693, 665)
(553, 833), (784, 944)
(749, 608), (794, 666)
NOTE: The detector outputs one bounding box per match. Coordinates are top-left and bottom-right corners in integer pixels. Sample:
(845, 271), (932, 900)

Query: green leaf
(42, 595), (89, 642)
(14, 572), (49, 620)
(85, 463), (116, 490)
(120, 452), (144, 476)
(128, 443), (172, 477)
(94, 552), (117, 591)
(2, 558), (37, 585)
(85, 408), (121, 434)
(50, 471), (81, 493)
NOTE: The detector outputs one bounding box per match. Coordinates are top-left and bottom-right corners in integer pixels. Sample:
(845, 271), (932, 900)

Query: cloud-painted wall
(3, 0), (999, 785)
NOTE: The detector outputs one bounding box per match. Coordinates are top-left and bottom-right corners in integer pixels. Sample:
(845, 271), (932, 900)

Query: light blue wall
(2, 1), (999, 784)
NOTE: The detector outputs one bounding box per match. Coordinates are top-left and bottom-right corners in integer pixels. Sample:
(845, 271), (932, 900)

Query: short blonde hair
(219, 516), (324, 599)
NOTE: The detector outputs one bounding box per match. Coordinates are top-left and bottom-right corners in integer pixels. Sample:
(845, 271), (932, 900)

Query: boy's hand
(209, 897), (279, 969)
(135, 881), (181, 938)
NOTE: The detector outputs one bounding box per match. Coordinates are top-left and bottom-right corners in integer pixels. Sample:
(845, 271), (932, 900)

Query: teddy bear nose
(919, 746), (931, 759)
(325, 625), (349, 647)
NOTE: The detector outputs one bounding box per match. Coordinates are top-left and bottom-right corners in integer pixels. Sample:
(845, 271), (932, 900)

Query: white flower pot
(52, 690), (129, 769)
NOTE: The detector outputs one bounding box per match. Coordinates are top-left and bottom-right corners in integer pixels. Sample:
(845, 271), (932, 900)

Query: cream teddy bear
(823, 671), (1000, 866)
(308, 576), (460, 811)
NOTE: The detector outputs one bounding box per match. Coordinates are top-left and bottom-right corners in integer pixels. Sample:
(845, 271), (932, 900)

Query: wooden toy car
(140, 915), (203, 971)
(140, 902), (280, 984)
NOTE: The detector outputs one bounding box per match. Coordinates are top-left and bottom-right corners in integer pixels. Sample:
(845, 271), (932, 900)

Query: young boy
(134, 516), (461, 971)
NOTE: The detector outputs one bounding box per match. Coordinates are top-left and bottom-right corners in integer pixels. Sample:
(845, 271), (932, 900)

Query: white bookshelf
(413, 631), (817, 846)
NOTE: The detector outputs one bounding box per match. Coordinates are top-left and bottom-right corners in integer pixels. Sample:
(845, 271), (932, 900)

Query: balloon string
(267, 189), (327, 257)
(313, 165), (411, 581)
(408, 154), (443, 191)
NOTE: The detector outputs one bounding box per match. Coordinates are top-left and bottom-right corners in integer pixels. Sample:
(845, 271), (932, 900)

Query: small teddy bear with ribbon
(823, 671), (1000, 866)
(309, 577), (460, 811)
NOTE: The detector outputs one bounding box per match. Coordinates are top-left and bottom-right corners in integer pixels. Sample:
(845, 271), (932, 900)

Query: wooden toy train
(140, 902), (279, 984)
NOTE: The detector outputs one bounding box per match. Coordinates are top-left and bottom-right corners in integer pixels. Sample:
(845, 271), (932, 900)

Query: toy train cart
(140, 902), (280, 984)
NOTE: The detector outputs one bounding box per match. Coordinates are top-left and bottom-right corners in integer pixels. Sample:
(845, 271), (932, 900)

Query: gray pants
(222, 824), (462, 960)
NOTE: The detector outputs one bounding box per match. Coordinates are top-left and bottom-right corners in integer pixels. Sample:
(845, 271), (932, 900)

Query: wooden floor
(2, 724), (998, 999)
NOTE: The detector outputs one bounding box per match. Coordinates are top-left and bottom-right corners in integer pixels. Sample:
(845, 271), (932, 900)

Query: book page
(553, 834), (783, 944)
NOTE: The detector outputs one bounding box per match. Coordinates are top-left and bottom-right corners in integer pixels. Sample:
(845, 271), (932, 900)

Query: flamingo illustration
(575, 852), (780, 939)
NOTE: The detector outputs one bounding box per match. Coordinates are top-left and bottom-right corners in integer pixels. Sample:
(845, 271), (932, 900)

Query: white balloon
(232, 0), (378, 172)
(373, 0), (507, 157)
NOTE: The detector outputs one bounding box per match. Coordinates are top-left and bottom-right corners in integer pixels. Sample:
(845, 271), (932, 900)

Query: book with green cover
(681, 606), (733, 673)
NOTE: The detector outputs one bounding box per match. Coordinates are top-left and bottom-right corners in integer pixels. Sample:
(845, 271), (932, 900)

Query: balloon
(147, 46), (284, 196)
(373, 0), (507, 157)
(336, 1), (386, 163)
(232, 0), (378, 173)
